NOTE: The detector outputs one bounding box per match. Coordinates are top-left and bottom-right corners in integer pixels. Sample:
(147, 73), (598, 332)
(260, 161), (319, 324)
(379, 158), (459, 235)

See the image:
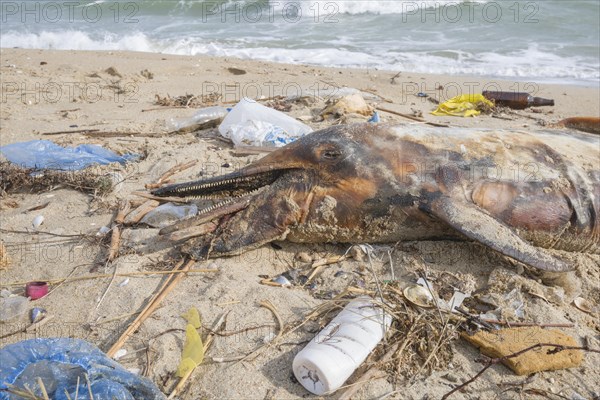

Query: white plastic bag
(218, 98), (312, 147)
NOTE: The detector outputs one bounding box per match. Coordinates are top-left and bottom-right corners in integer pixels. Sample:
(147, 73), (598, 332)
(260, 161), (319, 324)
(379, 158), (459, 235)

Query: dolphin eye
(322, 149), (342, 160)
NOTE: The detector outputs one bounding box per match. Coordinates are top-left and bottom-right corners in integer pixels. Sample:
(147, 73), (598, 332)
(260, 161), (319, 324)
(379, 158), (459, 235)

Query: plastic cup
(25, 282), (48, 300)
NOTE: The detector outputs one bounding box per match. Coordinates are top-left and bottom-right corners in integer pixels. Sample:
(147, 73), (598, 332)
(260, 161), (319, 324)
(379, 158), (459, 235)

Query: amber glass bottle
(482, 91), (555, 109)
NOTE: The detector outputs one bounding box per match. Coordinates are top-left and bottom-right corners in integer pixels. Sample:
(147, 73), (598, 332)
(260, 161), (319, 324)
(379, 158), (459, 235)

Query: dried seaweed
(154, 92), (222, 108)
(0, 161), (115, 196)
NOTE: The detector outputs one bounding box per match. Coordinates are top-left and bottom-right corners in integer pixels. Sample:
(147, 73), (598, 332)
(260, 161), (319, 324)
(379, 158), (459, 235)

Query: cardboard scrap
(462, 327), (583, 375)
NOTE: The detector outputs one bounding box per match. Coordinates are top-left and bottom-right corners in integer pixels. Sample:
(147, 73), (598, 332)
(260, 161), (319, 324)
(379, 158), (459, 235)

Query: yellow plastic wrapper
(431, 94), (494, 117)
(181, 307), (201, 329)
(176, 324), (205, 377)
(176, 307), (204, 378)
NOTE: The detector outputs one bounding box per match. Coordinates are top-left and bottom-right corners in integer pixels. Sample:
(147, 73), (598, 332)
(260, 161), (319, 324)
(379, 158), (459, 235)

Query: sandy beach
(1, 48), (599, 399)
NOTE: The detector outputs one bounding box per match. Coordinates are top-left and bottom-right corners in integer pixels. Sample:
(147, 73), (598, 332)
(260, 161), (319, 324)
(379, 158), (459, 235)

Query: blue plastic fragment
(368, 111), (380, 123)
(0, 338), (165, 400)
(0, 140), (138, 170)
(417, 92), (429, 97)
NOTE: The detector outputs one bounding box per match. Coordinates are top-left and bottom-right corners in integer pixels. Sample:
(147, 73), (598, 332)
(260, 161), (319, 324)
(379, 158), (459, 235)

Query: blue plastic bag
(0, 140), (138, 170)
(0, 338), (165, 400)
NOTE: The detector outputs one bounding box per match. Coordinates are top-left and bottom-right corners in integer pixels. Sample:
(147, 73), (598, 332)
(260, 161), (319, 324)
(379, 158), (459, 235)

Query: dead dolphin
(153, 123), (599, 271)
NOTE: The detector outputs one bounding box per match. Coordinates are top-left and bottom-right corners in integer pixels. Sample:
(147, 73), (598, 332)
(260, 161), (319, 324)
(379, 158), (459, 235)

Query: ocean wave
(288, 0), (491, 15)
(2, 30), (597, 84)
(0, 30), (153, 52)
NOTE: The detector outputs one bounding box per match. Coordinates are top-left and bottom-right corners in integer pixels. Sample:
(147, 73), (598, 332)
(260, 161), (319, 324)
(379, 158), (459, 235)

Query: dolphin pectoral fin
(424, 196), (574, 272)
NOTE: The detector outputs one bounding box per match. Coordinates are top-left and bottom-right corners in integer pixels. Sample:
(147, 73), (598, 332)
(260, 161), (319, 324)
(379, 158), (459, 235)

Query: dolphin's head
(152, 123), (389, 258)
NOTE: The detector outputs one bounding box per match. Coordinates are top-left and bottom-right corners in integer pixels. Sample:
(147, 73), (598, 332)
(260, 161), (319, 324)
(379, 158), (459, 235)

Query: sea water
(1, 0), (598, 85)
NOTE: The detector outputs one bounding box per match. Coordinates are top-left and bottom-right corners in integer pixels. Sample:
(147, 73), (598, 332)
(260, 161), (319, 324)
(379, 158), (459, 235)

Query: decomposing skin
(153, 123), (599, 271)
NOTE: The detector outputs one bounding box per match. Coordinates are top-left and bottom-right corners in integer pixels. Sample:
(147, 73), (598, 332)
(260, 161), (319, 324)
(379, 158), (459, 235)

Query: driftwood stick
(106, 258), (195, 357)
(0, 268), (218, 287)
(131, 191), (190, 204)
(377, 106), (449, 127)
(42, 129), (100, 135)
(107, 225), (121, 262)
(145, 160), (198, 189)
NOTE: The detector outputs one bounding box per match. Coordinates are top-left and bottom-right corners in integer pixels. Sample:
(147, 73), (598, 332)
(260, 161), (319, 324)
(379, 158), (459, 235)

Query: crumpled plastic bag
(0, 338), (165, 400)
(218, 98), (312, 147)
(0, 140), (138, 170)
(431, 94), (494, 117)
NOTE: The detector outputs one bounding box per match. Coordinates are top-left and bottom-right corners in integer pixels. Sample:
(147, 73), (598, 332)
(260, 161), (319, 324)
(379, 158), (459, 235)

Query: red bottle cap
(26, 281), (48, 300)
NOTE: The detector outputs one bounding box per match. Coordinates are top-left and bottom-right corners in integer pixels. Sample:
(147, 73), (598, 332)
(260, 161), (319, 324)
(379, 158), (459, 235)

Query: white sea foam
(2, 29), (598, 84)
(274, 0), (490, 15)
(0, 31), (153, 52)
(2, 0), (598, 85)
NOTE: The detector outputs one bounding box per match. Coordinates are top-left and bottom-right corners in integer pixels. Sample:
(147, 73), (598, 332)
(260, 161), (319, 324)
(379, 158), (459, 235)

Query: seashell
(30, 307), (47, 323)
(32, 215), (44, 229)
(118, 278), (129, 287)
(113, 349), (127, 360)
(272, 275), (292, 287)
(573, 297), (594, 314)
(97, 226), (111, 236)
(403, 284), (434, 308)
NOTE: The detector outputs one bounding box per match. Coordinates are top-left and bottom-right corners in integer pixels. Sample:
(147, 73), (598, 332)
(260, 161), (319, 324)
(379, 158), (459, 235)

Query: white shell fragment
(403, 284), (434, 308)
(32, 215), (44, 229)
(97, 226), (111, 236)
(573, 297), (594, 314)
(112, 349), (127, 360)
(30, 307), (47, 323)
(118, 278), (130, 287)
(272, 275), (292, 287)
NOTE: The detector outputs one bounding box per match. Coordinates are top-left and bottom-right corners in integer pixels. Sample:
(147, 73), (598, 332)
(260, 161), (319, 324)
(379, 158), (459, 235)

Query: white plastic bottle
(293, 296), (392, 395)
(168, 106), (229, 132)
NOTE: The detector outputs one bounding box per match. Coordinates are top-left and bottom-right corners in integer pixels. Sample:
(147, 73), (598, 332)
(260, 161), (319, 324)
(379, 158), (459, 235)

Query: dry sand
(0, 48), (599, 399)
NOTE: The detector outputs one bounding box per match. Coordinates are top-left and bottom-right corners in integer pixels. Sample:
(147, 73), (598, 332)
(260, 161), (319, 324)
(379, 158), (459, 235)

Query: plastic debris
(218, 98), (312, 147)
(112, 348), (128, 360)
(181, 307), (201, 329)
(272, 275), (292, 287)
(176, 307), (204, 378)
(140, 202), (198, 228)
(97, 226), (111, 236)
(32, 215), (44, 229)
(0, 295), (29, 322)
(0, 338), (165, 399)
(368, 111), (380, 123)
(431, 94), (493, 117)
(30, 307), (47, 323)
(293, 296), (392, 395)
(168, 106), (229, 133)
(0, 140), (138, 170)
(25, 281), (48, 300)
